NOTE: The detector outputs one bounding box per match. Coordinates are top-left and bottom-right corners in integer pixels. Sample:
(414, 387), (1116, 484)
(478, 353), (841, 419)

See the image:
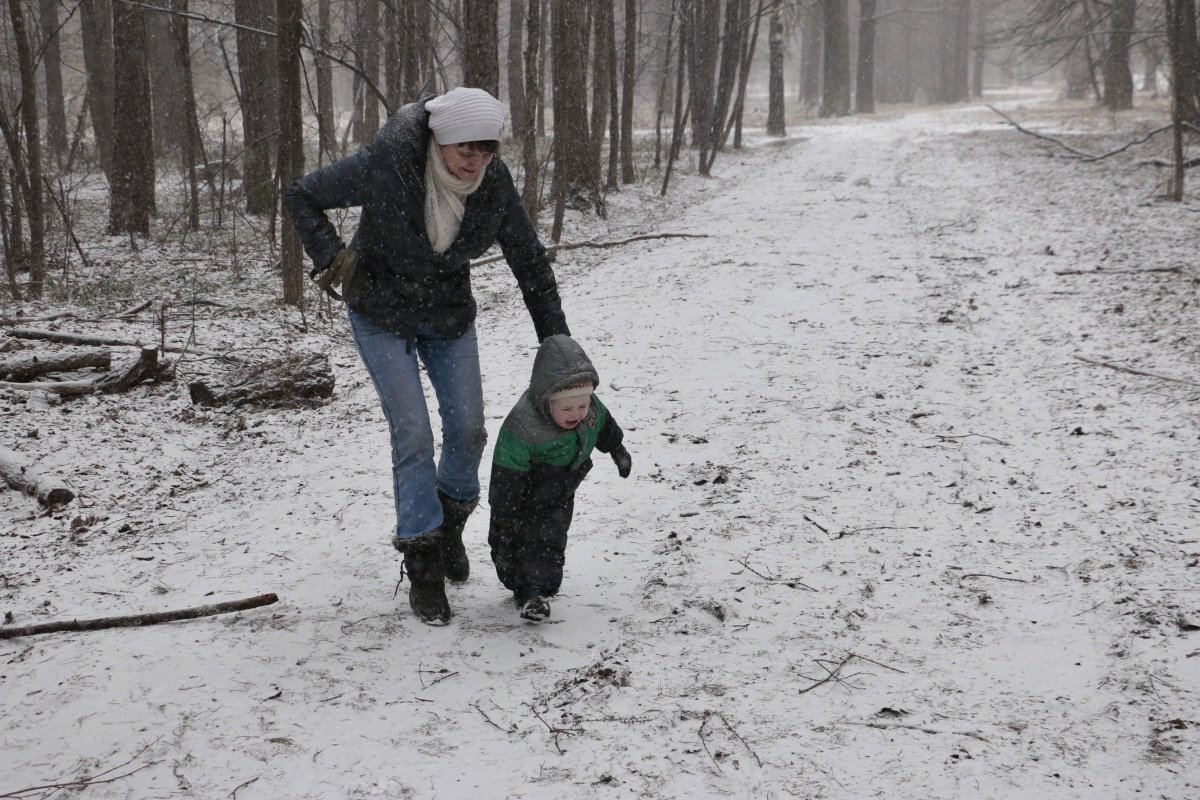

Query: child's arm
(594, 401), (632, 479)
(490, 426), (534, 524)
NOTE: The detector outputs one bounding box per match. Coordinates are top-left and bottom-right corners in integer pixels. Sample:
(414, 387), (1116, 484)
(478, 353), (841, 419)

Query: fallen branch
(847, 720), (991, 743)
(0, 446), (75, 506)
(960, 573), (1029, 583)
(988, 105), (1174, 162)
(797, 654), (856, 695)
(0, 593), (279, 639)
(471, 232), (709, 266)
(935, 432), (1011, 446)
(1073, 354), (1200, 387)
(1055, 266), (1182, 276)
(835, 525), (919, 540)
(5, 327), (189, 353)
(527, 704), (583, 754)
(803, 513), (831, 536)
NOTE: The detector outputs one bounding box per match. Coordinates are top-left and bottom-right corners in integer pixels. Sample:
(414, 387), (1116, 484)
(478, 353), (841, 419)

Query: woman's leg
(416, 324), (487, 505)
(348, 310), (442, 543)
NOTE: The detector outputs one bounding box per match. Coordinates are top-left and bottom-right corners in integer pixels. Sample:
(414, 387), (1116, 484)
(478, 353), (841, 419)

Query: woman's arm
(493, 161), (570, 341)
(282, 149), (373, 275)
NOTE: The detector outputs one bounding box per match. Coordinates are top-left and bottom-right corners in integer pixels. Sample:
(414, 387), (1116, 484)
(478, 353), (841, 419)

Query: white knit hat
(549, 381), (595, 401)
(425, 88), (504, 145)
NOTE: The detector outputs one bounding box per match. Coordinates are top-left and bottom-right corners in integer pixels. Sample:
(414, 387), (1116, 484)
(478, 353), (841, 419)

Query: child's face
(548, 395), (591, 429)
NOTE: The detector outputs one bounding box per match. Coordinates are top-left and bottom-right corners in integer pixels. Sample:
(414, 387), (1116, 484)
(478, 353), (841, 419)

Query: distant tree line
(0, 0), (1190, 304)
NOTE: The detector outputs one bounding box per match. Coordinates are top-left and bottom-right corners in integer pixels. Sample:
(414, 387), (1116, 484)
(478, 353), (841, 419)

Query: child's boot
(437, 490), (477, 583)
(515, 587), (551, 622)
(395, 531), (451, 625)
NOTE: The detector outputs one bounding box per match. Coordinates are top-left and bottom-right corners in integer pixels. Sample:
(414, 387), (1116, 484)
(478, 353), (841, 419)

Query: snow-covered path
(3, 100), (1197, 799)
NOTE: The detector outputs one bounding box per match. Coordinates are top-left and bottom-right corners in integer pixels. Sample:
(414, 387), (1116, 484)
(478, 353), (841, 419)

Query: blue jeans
(348, 310), (487, 543)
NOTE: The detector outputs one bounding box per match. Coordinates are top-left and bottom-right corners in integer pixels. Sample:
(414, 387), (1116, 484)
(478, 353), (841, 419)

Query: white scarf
(424, 139), (485, 254)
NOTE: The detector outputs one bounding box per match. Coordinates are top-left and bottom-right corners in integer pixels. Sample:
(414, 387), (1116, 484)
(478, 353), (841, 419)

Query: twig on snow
(847, 720), (991, 743)
(735, 556), (816, 591)
(472, 703), (514, 733)
(803, 514), (831, 535)
(935, 433), (1011, 446)
(698, 713), (723, 772)
(960, 573), (1029, 583)
(848, 652), (908, 674)
(717, 713), (763, 767)
(1073, 355), (1200, 388)
(0, 743), (160, 799)
(527, 704), (583, 754)
(835, 525), (919, 540)
(228, 776), (260, 799)
(797, 654), (858, 695)
(417, 663), (459, 689)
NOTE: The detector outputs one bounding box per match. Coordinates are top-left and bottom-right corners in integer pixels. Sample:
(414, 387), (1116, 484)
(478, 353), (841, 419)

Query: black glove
(611, 444), (632, 478)
(315, 248), (358, 300)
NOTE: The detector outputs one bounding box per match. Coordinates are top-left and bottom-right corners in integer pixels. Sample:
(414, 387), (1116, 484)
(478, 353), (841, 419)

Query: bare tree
(316, 0), (337, 163)
(234, 0), (279, 215)
(686, 0), (721, 174)
(80, 0), (115, 177)
(507, 0), (528, 143)
(856, 0), (877, 113)
(551, 0), (602, 240)
(819, 0), (851, 116)
(109, 0), (155, 235)
(620, 0), (637, 182)
(800, 2), (822, 108)
(3, 0), (45, 297)
(521, 0), (542, 221)
(277, 0), (305, 304)
(592, 0), (614, 191)
(1102, 0), (1135, 109)
(464, 0), (500, 94)
(39, 0), (68, 162)
(169, 0), (204, 231)
(767, 0), (786, 133)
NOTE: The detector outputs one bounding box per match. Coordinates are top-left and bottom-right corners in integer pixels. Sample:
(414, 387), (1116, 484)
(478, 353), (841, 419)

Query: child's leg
(511, 500), (574, 597)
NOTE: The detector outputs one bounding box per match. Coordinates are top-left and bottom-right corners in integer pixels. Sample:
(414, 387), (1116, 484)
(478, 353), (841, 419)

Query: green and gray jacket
(489, 336), (624, 530)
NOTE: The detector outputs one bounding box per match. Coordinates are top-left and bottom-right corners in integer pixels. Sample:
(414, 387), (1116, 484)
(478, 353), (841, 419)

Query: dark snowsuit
(282, 96), (568, 343)
(489, 336), (625, 596)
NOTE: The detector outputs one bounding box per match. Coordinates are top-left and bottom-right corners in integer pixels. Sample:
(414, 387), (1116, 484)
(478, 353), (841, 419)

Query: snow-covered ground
(3, 93), (1198, 799)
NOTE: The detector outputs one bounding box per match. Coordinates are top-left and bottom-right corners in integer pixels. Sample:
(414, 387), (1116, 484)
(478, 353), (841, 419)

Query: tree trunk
(234, 0), (278, 215)
(551, 0), (600, 236)
(729, 0), (763, 149)
(317, 0), (336, 164)
(661, 10), (688, 195)
(1102, 0), (1135, 110)
(767, 0), (787, 133)
(169, 0), (203, 231)
(1142, 42), (1162, 94)
(277, 0), (306, 305)
(464, 0), (500, 95)
(80, 0), (115, 177)
(385, 1), (402, 112)
(800, 2), (822, 109)
(362, 0), (381, 142)
(705, 0), (744, 169)
(189, 354), (334, 408)
(109, 1), (155, 236)
(592, 0), (613, 194)
(404, 0), (424, 99)
(5, 0), (45, 297)
(509, 0), (529, 144)
(0, 349), (112, 381)
(653, 2), (677, 169)
(819, 0), (850, 117)
(972, 0), (986, 98)
(687, 0), (721, 174)
(521, 0), (542, 222)
(607, 2), (622, 191)
(620, 0), (637, 183)
(856, 0), (877, 113)
(39, 0), (68, 162)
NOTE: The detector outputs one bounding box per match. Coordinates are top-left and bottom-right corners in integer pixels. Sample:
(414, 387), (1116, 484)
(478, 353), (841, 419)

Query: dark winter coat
(282, 96), (569, 342)
(489, 335), (624, 595)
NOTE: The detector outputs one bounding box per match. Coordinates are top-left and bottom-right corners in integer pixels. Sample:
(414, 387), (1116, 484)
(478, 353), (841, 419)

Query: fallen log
(0, 593), (279, 639)
(0, 348), (111, 381)
(0, 445), (75, 506)
(188, 352), (334, 408)
(0, 346), (169, 396)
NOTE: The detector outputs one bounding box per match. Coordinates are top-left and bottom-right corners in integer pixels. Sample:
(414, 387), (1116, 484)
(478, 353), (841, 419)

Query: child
(488, 335), (632, 621)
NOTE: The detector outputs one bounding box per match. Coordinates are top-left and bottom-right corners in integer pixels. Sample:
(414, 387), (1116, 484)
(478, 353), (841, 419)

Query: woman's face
(440, 143), (494, 181)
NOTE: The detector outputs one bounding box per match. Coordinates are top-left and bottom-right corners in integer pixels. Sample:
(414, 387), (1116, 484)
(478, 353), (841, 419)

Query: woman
(283, 88), (570, 626)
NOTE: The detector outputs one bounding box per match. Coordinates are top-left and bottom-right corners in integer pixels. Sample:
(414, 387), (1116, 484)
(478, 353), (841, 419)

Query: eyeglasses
(454, 144), (495, 162)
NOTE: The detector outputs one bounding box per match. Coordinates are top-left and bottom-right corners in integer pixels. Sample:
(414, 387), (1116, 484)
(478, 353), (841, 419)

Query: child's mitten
(611, 444), (632, 478)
